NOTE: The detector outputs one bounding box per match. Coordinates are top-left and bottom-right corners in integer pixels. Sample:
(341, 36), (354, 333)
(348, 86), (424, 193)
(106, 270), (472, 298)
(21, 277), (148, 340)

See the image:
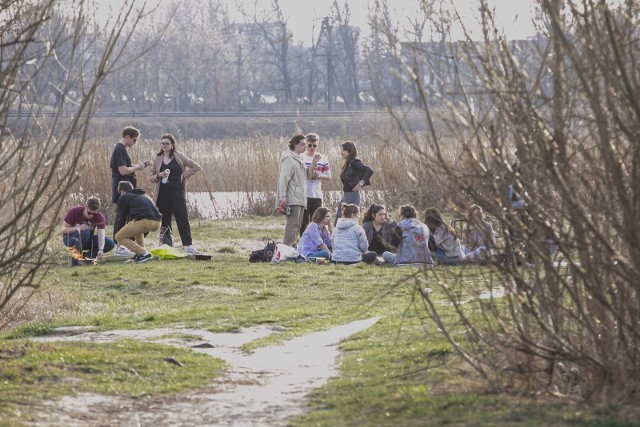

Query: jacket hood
(399, 218), (423, 229)
(280, 149), (303, 164)
(336, 217), (359, 230)
(129, 188), (146, 195)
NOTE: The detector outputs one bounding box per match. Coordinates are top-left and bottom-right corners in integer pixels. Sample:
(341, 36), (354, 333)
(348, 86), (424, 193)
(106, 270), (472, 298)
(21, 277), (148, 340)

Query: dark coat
(340, 156), (374, 192)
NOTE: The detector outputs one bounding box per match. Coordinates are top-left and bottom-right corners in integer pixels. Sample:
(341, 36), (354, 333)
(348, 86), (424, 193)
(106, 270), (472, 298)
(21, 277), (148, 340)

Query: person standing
(62, 197), (115, 265)
(299, 133), (332, 235)
(110, 126), (151, 256)
(336, 141), (374, 223)
(277, 134), (308, 246)
(114, 181), (162, 263)
(149, 134), (201, 254)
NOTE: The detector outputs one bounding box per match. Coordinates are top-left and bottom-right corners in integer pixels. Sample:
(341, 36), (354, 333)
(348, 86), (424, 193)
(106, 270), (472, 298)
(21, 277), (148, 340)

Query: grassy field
(0, 217), (636, 426)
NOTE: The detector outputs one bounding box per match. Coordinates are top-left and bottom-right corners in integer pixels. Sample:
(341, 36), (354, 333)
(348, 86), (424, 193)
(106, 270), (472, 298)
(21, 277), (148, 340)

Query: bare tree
(237, 0), (293, 104)
(376, 0), (640, 406)
(0, 0), (152, 330)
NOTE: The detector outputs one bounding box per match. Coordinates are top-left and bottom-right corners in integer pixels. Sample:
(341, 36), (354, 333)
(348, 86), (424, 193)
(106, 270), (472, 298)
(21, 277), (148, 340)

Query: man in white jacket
(277, 134), (308, 245)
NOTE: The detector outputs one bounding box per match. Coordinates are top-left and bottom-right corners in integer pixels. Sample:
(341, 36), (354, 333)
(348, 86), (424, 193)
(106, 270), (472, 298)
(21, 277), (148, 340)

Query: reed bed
(64, 132), (467, 223)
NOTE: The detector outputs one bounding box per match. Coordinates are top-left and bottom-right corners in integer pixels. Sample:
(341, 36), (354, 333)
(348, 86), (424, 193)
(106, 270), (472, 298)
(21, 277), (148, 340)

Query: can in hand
(161, 169), (170, 184)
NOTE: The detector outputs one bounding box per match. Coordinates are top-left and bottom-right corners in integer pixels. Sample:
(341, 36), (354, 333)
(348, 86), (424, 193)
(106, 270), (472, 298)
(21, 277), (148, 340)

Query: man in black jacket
(114, 181), (162, 263)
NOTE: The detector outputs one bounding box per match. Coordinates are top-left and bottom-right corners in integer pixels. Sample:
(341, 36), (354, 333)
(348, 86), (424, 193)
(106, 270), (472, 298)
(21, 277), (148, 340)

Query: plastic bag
(271, 243), (305, 263)
(150, 244), (187, 260)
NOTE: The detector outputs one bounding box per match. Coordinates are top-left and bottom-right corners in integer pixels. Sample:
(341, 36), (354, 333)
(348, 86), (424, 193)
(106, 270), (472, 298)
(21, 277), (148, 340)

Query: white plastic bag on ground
(271, 243), (302, 263)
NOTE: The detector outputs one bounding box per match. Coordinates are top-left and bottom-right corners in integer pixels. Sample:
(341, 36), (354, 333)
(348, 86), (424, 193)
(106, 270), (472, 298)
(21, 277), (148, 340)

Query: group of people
(62, 126), (201, 264)
(62, 128), (496, 267)
(278, 133), (496, 266)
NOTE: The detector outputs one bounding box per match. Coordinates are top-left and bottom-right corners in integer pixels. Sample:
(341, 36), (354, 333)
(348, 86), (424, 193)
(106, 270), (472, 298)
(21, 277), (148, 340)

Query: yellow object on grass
(149, 244), (187, 260)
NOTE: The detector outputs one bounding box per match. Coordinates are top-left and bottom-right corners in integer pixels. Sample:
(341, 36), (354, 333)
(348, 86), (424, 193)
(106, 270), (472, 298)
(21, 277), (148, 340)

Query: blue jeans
(63, 230), (115, 258)
(431, 248), (461, 266)
(305, 249), (332, 260)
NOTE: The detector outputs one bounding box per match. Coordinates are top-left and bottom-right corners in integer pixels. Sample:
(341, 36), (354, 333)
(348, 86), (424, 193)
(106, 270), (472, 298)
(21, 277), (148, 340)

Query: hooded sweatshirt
(116, 188), (162, 231)
(276, 150), (307, 207)
(395, 218), (434, 265)
(331, 218), (369, 262)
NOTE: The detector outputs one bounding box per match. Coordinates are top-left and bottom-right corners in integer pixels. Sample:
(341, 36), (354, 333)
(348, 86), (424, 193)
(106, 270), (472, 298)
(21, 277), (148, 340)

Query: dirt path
(31, 317), (379, 426)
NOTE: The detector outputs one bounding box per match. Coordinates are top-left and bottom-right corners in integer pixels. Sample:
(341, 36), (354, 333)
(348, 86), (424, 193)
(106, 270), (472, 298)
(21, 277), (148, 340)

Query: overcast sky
(95, 0), (539, 43)
(229, 0), (539, 44)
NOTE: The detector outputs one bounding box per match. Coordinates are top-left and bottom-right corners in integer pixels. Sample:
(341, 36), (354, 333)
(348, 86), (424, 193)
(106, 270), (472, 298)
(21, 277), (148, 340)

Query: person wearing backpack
(381, 205), (433, 266)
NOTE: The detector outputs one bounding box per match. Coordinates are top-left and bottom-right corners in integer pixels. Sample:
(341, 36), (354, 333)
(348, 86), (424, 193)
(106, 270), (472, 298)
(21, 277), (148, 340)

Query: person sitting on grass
(424, 207), (463, 266)
(62, 197), (115, 266)
(463, 204), (496, 264)
(362, 203), (398, 257)
(331, 203), (371, 265)
(297, 207), (333, 260)
(114, 181), (162, 263)
(381, 205), (433, 267)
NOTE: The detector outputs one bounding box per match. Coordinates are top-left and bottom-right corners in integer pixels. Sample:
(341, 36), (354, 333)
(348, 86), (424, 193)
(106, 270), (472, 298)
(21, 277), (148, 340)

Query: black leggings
(156, 181), (192, 246)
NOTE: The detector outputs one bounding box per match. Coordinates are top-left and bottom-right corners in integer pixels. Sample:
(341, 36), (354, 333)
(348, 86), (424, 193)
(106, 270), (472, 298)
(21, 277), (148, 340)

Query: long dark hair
(424, 207), (459, 238)
(156, 133), (176, 157)
(363, 203), (385, 223)
(340, 141), (358, 181)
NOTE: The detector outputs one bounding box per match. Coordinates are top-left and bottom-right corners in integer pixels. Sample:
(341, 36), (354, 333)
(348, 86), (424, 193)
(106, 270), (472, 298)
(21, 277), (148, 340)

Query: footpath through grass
(0, 216), (635, 426)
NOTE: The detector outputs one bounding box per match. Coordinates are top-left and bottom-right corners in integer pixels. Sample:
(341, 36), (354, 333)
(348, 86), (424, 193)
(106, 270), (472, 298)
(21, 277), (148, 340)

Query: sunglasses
(307, 144), (317, 148)
(86, 210), (98, 217)
(161, 142), (172, 146)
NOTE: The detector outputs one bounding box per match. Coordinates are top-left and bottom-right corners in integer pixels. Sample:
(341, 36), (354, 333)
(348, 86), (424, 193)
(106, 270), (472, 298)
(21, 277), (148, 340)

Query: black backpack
(249, 241), (276, 262)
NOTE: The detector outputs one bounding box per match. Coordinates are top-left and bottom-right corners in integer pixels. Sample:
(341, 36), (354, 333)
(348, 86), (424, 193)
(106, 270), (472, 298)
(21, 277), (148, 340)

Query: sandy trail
(31, 317), (379, 426)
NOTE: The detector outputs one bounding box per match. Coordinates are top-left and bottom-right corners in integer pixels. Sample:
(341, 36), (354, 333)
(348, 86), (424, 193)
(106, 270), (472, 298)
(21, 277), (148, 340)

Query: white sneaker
(114, 246), (135, 257)
(186, 245), (198, 255)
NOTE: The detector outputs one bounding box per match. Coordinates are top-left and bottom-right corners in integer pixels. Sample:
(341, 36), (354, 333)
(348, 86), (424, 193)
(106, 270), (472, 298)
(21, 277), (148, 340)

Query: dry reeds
(63, 126), (469, 223)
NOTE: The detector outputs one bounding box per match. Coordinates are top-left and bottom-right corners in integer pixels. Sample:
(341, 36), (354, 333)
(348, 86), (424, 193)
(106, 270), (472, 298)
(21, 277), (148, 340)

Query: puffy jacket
(276, 150), (307, 207)
(332, 218), (369, 262)
(395, 218), (434, 265)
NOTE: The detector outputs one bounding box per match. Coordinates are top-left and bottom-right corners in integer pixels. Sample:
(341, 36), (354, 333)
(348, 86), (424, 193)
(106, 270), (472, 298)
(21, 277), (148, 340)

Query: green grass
(0, 216), (635, 425)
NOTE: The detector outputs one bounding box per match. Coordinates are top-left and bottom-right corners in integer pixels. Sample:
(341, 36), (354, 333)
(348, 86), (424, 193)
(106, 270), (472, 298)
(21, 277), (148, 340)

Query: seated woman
(424, 207), (463, 265)
(297, 207), (333, 260)
(381, 205), (433, 266)
(331, 203), (369, 264)
(362, 203), (398, 256)
(463, 204), (496, 264)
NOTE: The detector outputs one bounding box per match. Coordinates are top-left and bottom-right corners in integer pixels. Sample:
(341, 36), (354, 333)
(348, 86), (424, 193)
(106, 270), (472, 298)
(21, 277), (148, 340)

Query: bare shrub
(0, 0), (154, 331)
(375, 0), (640, 407)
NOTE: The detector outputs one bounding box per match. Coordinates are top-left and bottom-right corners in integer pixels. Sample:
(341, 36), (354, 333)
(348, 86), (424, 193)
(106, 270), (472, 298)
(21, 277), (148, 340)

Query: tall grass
(62, 116), (467, 223)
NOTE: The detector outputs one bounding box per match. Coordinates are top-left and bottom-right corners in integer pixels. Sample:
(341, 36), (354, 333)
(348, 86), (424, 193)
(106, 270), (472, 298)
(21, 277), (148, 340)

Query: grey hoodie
(331, 218), (369, 262)
(395, 218), (434, 265)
